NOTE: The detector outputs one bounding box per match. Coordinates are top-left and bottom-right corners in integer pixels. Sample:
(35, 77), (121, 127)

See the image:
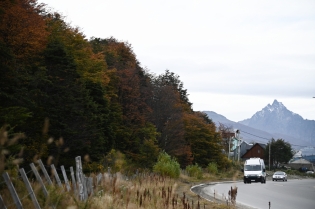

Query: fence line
(19, 168), (41, 209)
(2, 172), (23, 209)
(0, 156), (104, 209)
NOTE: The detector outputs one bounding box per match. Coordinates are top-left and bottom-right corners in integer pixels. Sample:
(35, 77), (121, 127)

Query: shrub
(101, 149), (127, 173)
(207, 162), (218, 174)
(186, 163), (203, 179)
(153, 151), (180, 178)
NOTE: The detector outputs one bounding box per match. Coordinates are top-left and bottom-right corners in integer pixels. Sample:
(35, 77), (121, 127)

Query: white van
(242, 158), (266, 184)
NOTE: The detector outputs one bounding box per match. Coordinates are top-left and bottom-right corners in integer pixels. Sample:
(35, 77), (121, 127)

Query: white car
(272, 171), (287, 181)
(306, 171), (314, 174)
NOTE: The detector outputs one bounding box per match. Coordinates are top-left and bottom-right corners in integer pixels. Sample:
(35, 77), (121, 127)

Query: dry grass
(0, 167), (242, 209)
(0, 125), (243, 209)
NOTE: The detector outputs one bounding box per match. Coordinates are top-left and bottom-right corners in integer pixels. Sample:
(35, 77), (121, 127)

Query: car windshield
(274, 172), (284, 175)
(245, 165), (261, 171)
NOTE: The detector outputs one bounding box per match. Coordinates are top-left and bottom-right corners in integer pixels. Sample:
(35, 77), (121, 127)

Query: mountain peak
(238, 100), (315, 145)
(271, 99), (284, 108)
(265, 99), (286, 113)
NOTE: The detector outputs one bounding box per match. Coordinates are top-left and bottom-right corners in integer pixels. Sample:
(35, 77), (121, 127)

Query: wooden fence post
(70, 166), (77, 194)
(19, 168), (41, 209)
(0, 195), (7, 209)
(96, 173), (102, 186)
(30, 163), (48, 197)
(75, 156), (85, 200)
(83, 176), (88, 199)
(86, 177), (93, 196)
(37, 159), (52, 185)
(2, 172), (23, 209)
(96, 173), (103, 195)
(61, 165), (71, 192)
(51, 164), (63, 191)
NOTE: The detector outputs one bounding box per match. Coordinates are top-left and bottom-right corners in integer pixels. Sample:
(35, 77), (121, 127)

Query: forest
(0, 0), (229, 172)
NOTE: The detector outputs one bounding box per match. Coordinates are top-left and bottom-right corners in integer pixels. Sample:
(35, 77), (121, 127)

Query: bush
(207, 162), (218, 174)
(153, 151), (180, 178)
(101, 149), (127, 173)
(186, 163), (203, 179)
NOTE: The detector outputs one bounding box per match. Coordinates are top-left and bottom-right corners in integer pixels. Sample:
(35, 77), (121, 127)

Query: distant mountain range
(203, 100), (315, 148)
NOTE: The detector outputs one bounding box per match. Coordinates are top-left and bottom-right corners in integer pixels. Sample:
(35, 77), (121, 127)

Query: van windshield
(245, 165), (261, 171)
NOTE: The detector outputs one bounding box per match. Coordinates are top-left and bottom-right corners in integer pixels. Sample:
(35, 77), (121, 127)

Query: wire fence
(0, 156), (106, 209)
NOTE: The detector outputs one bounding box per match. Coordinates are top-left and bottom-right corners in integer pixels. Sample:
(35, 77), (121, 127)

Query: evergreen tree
(34, 39), (105, 166)
(265, 139), (293, 168)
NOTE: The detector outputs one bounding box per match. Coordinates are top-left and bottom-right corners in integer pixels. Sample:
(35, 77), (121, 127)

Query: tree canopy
(0, 0), (229, 170)
(264, 139), (293, 168)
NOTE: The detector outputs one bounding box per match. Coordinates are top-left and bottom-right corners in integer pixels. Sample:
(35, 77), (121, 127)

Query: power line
(239, 130), (270, 141)
(239, 129), (315, 149)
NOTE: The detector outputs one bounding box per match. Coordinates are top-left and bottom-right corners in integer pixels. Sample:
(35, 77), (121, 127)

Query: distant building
(220, 131), (237, 159)
(291, 147), (315, 165)
(231, 141), (267, 161)
(288, 158), (314, 171)
(241, 143), (266, 160)
(233, 141), (252, 160)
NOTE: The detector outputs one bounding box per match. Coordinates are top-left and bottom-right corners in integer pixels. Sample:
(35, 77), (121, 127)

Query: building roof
(241, 143), (265, 158)
(257, 143), (267, 149)
(290, 158), (312, 164)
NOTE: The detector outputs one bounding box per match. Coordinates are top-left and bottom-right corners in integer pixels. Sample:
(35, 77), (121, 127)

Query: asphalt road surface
(201, 179), (315, 209)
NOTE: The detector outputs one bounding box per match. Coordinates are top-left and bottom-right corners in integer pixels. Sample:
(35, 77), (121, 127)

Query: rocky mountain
(239, 100), (315, 146)
(204, 111), (296, 146)
(203, 100), (315, 147)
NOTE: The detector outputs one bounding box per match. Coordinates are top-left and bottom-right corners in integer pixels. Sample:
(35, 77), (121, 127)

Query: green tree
(265, 139), (293, 168)
(137, 123), (160, 168)
(28, 39), (108, 166)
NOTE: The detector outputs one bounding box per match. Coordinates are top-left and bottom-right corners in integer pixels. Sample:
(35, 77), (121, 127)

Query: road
(199, 179), (315, 209)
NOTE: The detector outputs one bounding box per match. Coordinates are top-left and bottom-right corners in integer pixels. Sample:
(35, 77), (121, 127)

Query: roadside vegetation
(0, 128), (242, 209)
(1, 126), (313, 209)
(1, 153), (243, 209)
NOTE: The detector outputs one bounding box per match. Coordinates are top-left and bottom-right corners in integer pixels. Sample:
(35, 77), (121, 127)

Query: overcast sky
(39, 0), (315, 122)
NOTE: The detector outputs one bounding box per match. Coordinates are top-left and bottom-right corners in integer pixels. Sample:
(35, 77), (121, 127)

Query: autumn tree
(184, 112), (227, 168)
(89, 37), (160, 167)
(0, 0), (48, 131)
(0, 0), (48, 63)
(25, 13), (119, 166)
(147, 70), (193, 167)
(0, 1), (230, 171)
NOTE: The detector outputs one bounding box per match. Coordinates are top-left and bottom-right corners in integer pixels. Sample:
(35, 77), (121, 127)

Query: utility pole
(269, 139), (271, 171)
(236, 130), (240, 161)
(228, 136), (231, 160)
